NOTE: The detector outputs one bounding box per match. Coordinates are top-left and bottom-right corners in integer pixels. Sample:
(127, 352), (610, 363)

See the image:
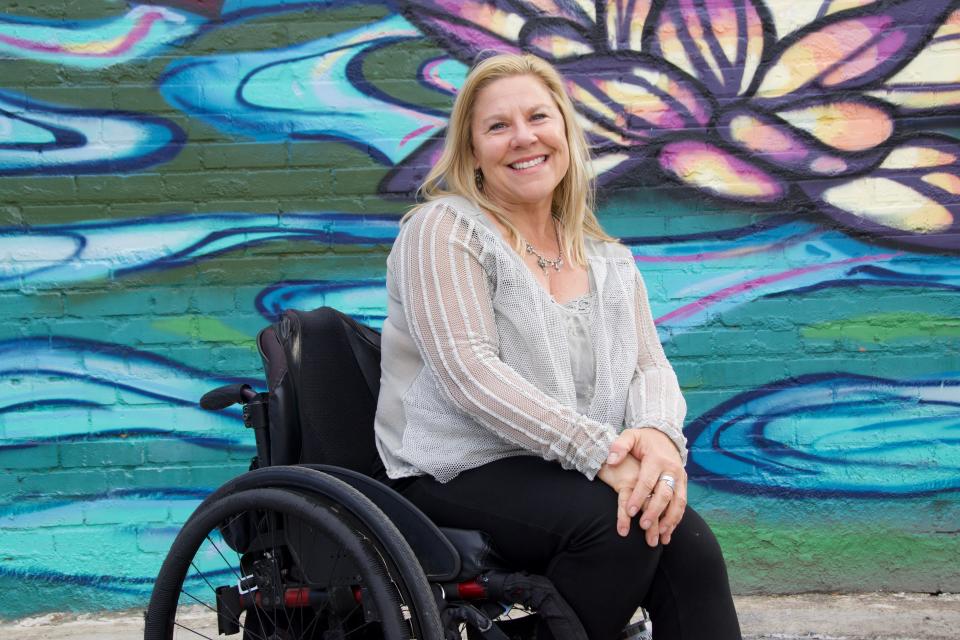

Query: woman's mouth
(509, 155), (547, 171)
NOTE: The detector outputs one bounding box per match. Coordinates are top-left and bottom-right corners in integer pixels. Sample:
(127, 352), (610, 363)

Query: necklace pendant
(554, 258), (563, 271)
(537, 256), (548, 270)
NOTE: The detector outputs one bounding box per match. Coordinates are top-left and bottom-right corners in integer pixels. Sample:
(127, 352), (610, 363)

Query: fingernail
(606, 452), (620, 463)
(640, 519), (651, 529)
(628, 505), (639, 517)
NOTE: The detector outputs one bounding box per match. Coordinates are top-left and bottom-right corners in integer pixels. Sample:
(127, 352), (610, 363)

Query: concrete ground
(1, 592), (957, 639)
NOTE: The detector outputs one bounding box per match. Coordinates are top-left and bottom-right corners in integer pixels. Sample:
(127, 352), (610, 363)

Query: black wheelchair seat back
(258, 307), (386, 480)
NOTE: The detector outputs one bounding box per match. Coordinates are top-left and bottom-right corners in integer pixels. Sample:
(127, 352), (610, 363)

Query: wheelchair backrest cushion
(258, 307), (386, 480)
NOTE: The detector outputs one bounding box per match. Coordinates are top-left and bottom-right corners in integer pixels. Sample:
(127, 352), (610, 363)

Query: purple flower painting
(388, 0), (960, 252)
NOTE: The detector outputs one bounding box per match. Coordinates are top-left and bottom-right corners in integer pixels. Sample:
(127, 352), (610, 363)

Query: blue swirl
(0, 90), (185, 176)
(687, 372), (960, 496)
(0, 5), (204, 69)
(0, 212), (399, 288)
(256, 279), (387, 327)
(628, 220), (960, 333)
(159, 14), (447, 164)
(0, 490), (206, 600)
(0, 337), (258, 450)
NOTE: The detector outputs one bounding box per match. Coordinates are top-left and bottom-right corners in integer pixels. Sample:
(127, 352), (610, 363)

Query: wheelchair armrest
(301, 464), (462, 582)
(199, 384), (258, 411)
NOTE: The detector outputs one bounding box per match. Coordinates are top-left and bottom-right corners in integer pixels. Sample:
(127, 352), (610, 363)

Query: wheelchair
(143, 307), (652, 639)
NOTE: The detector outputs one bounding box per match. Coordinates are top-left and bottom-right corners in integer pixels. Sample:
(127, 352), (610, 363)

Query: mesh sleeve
(396, 202), (616, 479)
(625, 268), (689, 464)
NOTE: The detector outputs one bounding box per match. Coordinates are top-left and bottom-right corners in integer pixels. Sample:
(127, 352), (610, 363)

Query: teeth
(510, 156), (545, 170)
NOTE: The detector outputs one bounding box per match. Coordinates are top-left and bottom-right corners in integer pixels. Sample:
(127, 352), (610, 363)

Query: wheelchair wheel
(144, 487), (440, 639)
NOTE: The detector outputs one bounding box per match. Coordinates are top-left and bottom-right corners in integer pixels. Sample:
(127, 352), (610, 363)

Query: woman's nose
(511, 121), (537, 147)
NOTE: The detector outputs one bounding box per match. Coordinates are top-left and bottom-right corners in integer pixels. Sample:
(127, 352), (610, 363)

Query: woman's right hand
(597, 455), (642, 537)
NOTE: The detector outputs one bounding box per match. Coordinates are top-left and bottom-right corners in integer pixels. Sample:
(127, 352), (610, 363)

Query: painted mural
(0, 0), (958, 619)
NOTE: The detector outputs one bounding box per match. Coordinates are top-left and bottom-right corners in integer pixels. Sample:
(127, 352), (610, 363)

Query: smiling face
(470, 74), (570, 215)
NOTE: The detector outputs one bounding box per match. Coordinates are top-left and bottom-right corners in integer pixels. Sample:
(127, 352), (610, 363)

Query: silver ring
(659, 473), (676, 492)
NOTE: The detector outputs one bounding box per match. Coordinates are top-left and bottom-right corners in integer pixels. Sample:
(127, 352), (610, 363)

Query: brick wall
(1, 0), (958, 618)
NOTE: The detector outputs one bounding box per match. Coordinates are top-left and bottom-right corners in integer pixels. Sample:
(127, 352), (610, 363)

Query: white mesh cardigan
(374, 195), (687, 483)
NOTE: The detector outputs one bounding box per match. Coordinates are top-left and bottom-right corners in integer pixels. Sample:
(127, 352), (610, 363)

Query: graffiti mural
(0, 0), (958, 620)
(389, 0), (960, 251)
(0, 90), (185, 175)
(0, 5), (204, 68)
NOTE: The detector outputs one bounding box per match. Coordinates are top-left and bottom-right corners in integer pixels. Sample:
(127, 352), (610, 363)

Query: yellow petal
(824, 178), (953, 232)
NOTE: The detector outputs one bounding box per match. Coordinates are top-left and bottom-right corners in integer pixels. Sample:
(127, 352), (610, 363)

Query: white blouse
(374, 195), (687, 483)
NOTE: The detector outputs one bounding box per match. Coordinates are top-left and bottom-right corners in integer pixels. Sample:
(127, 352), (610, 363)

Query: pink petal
(658, 139), (785, 203)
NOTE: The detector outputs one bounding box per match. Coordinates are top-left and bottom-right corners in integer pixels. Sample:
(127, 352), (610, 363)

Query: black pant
(400, 456), (741, 640)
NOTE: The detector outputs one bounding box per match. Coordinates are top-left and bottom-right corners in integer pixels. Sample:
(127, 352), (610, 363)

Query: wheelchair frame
(143, 307), (592, 640)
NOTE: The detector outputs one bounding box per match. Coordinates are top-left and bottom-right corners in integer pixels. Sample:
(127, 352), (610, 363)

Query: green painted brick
(74, 174), (165, 203)
(244, 168), (336, 197)
(1, 176), (76, 203)
(202, 143), (288, 170)
(161, 171), (254, 201)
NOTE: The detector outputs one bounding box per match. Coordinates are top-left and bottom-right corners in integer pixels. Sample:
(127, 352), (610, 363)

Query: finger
(606, 430), (638, 465)
(659, 476), (688, 545)
(617, 488), (632, 537)
(626, 458), (661, 518)
(639, 482), (672, 545)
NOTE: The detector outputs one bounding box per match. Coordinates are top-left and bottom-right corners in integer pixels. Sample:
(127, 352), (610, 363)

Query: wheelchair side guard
(199, 464), (462, 582)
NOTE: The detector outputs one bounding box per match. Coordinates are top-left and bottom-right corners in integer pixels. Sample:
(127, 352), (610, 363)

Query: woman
(374, 53), (741, 640)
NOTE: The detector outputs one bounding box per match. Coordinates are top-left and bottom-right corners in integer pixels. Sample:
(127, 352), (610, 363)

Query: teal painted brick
(0, 445), (57, 470)
(64, 289), (167, 318)
(664, 329), (715, 358)
(0, 473), (22, 500)
(60, 441), (144, 468)
(129, 466), (195, 489)
(711, 329), (800, 356)
(144, 441), (224, 465)
(19, 469), (112, 496)
(190, 289), (239, 314)
(700, 358), (788, 388)
(671, 361), (703, 387)
(83, 500), (170, 525)
(189, 462), (249, 490)
(0, 291), (63, 318)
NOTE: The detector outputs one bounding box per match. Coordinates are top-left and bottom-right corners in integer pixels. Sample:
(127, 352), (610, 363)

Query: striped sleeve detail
(625, 268), (689, 464)
(396, 202), (616, 478)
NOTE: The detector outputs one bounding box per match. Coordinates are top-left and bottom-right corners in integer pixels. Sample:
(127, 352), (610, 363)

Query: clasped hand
(597, 428), (687, 546)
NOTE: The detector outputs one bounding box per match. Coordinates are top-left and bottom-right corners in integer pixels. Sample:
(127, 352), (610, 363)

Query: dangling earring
(474, 168), (484, 191)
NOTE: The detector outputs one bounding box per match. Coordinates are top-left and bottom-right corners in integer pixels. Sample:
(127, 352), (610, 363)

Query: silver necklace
(524, 218), (564, 274)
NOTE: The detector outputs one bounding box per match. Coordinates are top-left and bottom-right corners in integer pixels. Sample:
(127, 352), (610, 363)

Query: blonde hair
(412, 53), (615, 266)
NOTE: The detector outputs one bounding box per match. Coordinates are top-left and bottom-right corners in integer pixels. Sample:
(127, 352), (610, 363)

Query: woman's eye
(531, 113), (547, 121)
(489, 122), (506, 131)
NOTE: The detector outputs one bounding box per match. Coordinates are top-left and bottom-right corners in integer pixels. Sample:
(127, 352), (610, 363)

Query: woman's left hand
(606, 428), (687, 546)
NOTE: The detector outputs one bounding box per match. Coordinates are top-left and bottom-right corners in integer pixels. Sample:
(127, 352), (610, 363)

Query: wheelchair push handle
(200, 383), (258, 411)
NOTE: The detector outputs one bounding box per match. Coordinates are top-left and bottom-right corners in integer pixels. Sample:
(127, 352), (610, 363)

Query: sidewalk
(2, 593), (957, 639)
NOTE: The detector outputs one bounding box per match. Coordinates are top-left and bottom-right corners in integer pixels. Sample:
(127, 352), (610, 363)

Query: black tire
(144, 487), (441, 639)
